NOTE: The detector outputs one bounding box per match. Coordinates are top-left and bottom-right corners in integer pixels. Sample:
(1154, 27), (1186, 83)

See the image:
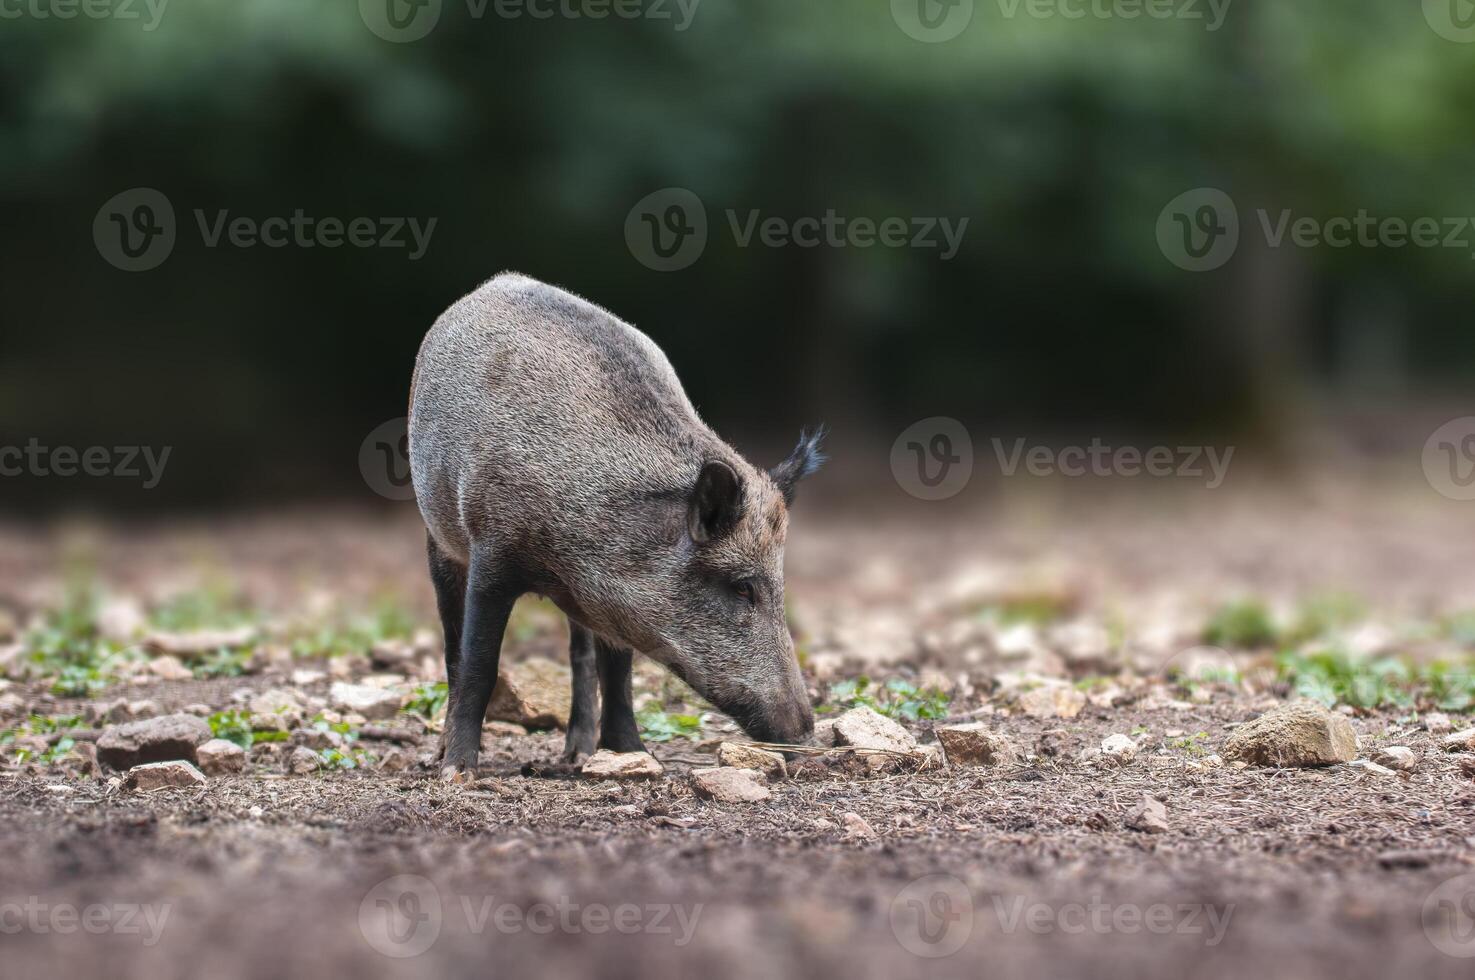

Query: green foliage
(207, 710), (256, 748)
(1289, 593), (1366, 643)
(1, 715), (84, 765)
(1275, 650), (1475, 712)
(1203, 601), (1278, 649)
(1168, 732), (1211, 755)
(402, 683), (448, 719)
(22, 580), (130, 696)
(971, 595), (1072, 627)
(318, 746), (375, 770)
(635, 707), (703, 743)
(193, 648), (252, 679)
(290, 597), (417, 659)
(820, 676), (951, 721)
(148, 583), (256, 632)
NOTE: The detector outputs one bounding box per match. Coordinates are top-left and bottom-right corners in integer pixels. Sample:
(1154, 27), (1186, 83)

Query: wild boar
(409, 273), (824, 775)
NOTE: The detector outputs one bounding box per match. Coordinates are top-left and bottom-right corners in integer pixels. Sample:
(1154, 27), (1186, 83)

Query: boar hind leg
(441, 548), (519, 776)
(562, 621), (599, 764)
(595, 641), (645, 753)
(426, 533), (467, 699)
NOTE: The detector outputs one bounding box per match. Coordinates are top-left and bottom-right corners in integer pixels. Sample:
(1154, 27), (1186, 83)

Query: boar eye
(731, 581), (756, 605)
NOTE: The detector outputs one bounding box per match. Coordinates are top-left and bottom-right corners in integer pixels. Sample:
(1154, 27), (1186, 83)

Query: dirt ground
(3, 478), (1475, 979)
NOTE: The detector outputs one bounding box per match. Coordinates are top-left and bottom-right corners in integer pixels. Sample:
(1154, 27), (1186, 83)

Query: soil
(3, 484), (1475, 979)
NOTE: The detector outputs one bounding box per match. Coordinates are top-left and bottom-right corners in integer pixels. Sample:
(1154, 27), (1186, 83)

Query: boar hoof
(440, 765), (473, 784)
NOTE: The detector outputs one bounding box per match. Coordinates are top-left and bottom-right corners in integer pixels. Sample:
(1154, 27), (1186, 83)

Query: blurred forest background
(3, 0), (1475, 509)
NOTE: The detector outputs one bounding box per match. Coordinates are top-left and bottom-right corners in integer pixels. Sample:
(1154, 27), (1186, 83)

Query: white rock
(1125, 795), (1169, 833)
(196, 738), (246, 775)
(842, 811), (875, 838)
(1372, 746), (1417, 771)
(146, 655), (194, 682)
(1348, 759), (1397, 777)
(1101, 734), (1138, 765)
(691, 767), (771, 803)
(831, 705), (916, 754)
(1017, 684), (1087, 720)
(144, 627), (255, 659)
(1441, 728), (1475, 752)
(717, 743), (788, 779)
(1423, 712), (1454, 735)
(580, 749), (663, 780)
(936, 723), (1018, 767)
(329, 682), (403, 721)
(125, 760), (206, 791)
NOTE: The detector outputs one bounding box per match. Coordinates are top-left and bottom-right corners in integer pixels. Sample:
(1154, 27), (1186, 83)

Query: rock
(370, 639), (417, 671)
(329, 682), (403, 721)
(1441, 728), (1475, 752)
(125, 760), (206, 791)
(146, 655), (194, 682)
(832, 705), (916, 754)
(288, 746), (321, 775)
(1049, 620), (1114, 670)
(812, 718), (838, 747)
(487, 658), (572, 729)
(1017, 684), (1087, 720)
(250, 688), (306, 730)
(580, 749), (663, 780)
(936, 723), (1018, 767)
(1423, 712), (1454, 735)
(1100, 734), (1138, 765)
(717, 742), (788, 778)
(96, 598), (146, 642)
(144, 627), (255, 660)
(84, 699), (130, 726)
(182, 703), (213, 717)
(96, 714), (212, 770)
(1348, 759), (1397, 777)
(691, 767), (771, 803)
(1125, 795), (1169, 833)
(842, 811), (875, 839)
(126, 700), (160, 719)
(291, 727), (344, 751)
(1222, 701), (1358, 767)
(485, 720), (528, 737)
(1373, 746), (1417, 771)
(378, 748), (412, 772)
(196, 739), (246, 774)
(291, 669), (326, 686)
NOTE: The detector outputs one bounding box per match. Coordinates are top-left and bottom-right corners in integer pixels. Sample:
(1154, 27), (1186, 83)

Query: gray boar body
(409, 273), (823, 774)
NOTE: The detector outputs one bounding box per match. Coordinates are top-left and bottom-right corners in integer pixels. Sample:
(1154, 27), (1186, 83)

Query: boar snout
(743, 682), (814, 748)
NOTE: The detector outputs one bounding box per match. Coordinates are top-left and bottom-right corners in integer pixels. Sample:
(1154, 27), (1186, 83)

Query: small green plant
(1274, 650), (1475, 712)
(208, 709), (256, 748)
(148, 582), (256, 632)
(13, 736), (77, 765)
(1288, 593), (1365, 643)
(193, 648), (252, 679)
(636, 706), (703, 742)
(971, 594), (1073, 626)
(402, 682), (449, 719)
(23, 579), (132, 696)
(1168, 731), (1211, 755)
(820, 676), (951, 721)
(290, 597), (418, 659)
(318, 746), (375, 770)
(1203, 600), (1278, 649)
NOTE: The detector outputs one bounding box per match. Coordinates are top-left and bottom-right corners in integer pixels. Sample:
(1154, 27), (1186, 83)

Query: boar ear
(768, 426), (827, 506)
(688, 460), (745, 543)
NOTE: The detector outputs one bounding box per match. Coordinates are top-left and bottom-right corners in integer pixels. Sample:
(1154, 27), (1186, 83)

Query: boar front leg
(441, 548), (520, 777)
(562, 621), (599, 764)
(595, 641), (645, 753)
